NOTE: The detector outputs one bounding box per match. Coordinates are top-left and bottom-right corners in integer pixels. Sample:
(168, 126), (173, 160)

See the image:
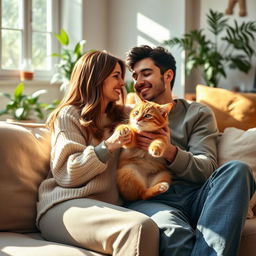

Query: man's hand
(136, 125), (177, 163)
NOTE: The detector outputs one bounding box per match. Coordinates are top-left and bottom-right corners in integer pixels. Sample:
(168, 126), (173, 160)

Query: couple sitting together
(36, 45), (255, 256)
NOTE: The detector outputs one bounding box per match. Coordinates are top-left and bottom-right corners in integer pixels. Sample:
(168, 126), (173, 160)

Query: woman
(36, 50), (159, 256)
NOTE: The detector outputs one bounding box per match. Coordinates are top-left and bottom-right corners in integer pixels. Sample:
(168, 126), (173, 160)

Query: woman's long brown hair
(47, 50), (126, 140)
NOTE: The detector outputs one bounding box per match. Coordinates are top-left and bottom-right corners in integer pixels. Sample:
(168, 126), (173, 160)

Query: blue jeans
(126, 160), (256, 256)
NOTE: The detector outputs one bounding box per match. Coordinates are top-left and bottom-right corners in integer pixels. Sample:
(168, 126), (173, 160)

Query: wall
(82, 0), (108, 51)
(83, 0), (186, 98)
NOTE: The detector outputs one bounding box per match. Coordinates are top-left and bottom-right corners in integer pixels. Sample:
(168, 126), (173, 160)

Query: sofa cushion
(196, 84), (256, 132)
(218, 127), (256, 218)
(218, 127), (256, 172)
(0, 232), (104, 256)
(0, 122), (50, 232)
(239, 218), (256, 256)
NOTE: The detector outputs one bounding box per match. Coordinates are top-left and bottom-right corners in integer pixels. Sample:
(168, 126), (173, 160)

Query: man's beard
(145, 77), (165, 101)
(146, 88), (165, 101)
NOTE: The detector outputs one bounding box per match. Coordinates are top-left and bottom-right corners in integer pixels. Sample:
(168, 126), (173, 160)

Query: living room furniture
(1, 85), (256, 255)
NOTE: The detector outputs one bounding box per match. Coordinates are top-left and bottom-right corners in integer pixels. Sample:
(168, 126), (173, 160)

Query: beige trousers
(39, 199), (159, 256)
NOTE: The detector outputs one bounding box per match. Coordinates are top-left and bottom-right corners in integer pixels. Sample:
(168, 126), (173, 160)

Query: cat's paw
(158, 182), (169, 193)
(142, 182), (170, 199)
(119, 126), (130, 137)
(149, 145), (164, 157)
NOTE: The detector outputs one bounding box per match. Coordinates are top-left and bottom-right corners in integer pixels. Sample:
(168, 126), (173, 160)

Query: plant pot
(19, 70), (34, 81)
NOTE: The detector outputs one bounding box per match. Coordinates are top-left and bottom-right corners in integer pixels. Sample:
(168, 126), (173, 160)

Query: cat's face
(129, 98), (173, 132)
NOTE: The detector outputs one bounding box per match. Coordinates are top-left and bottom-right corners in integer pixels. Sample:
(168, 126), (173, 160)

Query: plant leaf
(74, 40), (86, 56)
(0, 109), (8, 116)
(31, 89), (47, 99)
(0, 92), (12, 99)
(207, 9), (227, 35)
(15, 108), (25, 119)
(53, 29), (69, 46)
(14, 83), (24, 99)
(51, 53), (62, 57)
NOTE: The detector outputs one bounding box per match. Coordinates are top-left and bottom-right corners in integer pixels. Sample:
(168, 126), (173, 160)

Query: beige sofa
(1, 85), (256, 255)
(0, 121), (105, 256)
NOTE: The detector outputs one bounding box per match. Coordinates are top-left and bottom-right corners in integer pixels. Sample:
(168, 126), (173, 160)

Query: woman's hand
(105, 127), (132, 152)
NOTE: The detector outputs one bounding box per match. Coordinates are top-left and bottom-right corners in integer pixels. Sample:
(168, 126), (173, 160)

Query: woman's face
(102, 62), (124, 106)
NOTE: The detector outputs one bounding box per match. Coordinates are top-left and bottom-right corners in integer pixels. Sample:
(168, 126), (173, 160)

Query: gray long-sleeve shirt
(168, 99), (219, 185)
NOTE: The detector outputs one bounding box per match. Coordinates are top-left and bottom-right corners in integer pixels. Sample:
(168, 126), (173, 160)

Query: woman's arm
(50, 105), (131, 188)
(50, 106), (108, 187)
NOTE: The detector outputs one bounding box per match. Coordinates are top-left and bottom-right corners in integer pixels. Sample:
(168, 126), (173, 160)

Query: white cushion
(218, 127), (256, 218)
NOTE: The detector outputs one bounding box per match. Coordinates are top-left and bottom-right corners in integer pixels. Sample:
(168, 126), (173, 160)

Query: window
(0, 0), (59, 79)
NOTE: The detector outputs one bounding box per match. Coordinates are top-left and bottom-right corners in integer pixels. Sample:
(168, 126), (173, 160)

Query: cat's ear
(134, 93), (146, 104)
(159, 102), (174, 118)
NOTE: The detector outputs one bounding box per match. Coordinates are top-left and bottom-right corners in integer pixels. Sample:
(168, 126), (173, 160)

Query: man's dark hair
(126, 45), (176, 89)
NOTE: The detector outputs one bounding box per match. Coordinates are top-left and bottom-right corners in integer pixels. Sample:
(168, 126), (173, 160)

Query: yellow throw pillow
(196, 84), (256, 132)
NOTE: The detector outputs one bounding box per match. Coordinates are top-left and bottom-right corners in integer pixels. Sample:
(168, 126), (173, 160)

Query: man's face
(132, 58), (166, 102)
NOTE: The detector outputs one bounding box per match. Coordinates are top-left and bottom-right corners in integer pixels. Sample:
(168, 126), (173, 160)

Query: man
(125, 45), (255, 256)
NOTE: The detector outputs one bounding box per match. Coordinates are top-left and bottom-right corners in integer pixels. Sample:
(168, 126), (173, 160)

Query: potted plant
(51, 29), (87, 91)
(0, 82), (57, 122)
(163, 9), (256, 87)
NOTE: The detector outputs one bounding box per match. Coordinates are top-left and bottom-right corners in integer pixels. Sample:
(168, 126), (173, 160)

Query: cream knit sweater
(36, 105), (122, 225)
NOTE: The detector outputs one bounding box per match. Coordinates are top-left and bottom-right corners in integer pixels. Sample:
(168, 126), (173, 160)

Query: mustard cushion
(196, 84), (256, 132)
(0, 122), (50, 232)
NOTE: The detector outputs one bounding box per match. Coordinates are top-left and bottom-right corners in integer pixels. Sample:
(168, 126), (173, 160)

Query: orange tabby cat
(116, 95), (173, 201)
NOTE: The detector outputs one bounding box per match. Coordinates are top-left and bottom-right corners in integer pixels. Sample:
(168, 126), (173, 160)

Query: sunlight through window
(137, 13), (170, 45)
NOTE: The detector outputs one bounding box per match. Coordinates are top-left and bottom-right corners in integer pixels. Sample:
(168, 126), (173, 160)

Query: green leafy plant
(0, 82), (58, 121)
(51, 29), (86, 91)
(163, 9), (256, 87)
(125, 81), (135, 93)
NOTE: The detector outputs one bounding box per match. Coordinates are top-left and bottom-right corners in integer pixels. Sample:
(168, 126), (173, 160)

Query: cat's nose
(136, 117), (142, 122)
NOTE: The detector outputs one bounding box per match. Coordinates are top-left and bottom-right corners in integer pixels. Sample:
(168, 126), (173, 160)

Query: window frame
(0, 0), (60, 80)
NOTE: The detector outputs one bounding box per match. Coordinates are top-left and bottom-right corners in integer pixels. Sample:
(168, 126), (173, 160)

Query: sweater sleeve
(50, 106), (111, 188)
(169, 103), (219, 184)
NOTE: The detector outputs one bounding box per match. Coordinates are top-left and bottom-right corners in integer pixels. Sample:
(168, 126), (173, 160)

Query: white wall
(82, 0), (108, 51)
(82, 0), (186, 97)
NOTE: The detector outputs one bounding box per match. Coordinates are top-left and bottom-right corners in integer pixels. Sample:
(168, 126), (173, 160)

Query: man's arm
(136, 102), (219, 185)
(168, 103), (219, 184)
